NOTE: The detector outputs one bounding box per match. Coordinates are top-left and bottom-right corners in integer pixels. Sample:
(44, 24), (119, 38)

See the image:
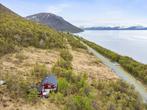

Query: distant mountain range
(26, 13), (83, 33)
(84, 26), (147, 30)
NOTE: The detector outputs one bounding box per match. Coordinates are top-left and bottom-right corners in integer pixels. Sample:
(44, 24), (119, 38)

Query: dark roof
(41, 75), (57, 86)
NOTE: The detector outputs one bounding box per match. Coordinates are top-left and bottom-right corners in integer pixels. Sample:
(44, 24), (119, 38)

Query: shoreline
(77, 37), (147, 103)
(76, 30), (147, 64)
(78, 36), (147, 85)
(76, 37), (147, 103)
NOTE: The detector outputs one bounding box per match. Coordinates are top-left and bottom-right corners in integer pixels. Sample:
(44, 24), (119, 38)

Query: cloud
(71, 18), (147, 27)
(47, 4), (70, 14)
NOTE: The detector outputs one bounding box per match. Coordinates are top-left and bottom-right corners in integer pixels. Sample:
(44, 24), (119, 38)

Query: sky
(1, 0), (147, 27)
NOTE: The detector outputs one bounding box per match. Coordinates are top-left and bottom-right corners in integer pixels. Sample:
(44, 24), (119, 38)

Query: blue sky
(1, 0), (147, 27)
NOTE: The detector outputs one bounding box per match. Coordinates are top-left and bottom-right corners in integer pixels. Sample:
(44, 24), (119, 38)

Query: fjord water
(78, 30), (147, 64)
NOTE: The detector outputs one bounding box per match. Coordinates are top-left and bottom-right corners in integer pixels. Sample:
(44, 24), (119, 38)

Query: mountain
(0, 3), (67, 56)
(0, 3), (17, 15)
(84, 26), (147, 30)
(0, 3), (85, 56)
(26, 13), (83, 33)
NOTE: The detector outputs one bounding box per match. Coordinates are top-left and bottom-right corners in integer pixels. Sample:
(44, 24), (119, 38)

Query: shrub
(76, 74), (88, 89)
(0, 38), (16, 56)
(58, 78), (69, 95)
(52, 66), (74, 82)
(49, 92), (65, 104)
(60, 49), (73, 61)
(26, 88), (39, 103)
(90, 80), (146, 110)
(55, 58), (72, 70)
(66, 34), (87, 49)
(62, 69), (75, 83)
(65, 96), (94, 110)
(6, 74), (30, 99)
(79, 86), (91, 97)
(15, 52), (27, 61)
(32, 63), (48, 80)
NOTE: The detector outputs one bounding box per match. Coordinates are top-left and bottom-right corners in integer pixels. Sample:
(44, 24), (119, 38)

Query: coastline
(76, 36), (147, 85)
(75, 36), (147, 103)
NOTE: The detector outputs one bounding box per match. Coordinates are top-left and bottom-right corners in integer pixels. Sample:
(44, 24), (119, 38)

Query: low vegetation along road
(79, 38), (147, 103)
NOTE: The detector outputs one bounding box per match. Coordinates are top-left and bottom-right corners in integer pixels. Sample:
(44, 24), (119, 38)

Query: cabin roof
(41, 75), (57, 86)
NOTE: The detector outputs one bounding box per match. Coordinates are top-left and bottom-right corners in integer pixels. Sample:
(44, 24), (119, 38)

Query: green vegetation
(2, 63), (50, 103)
(66, 96), (94, 110)
(0, 9), (86, 57)
(51, 49), (95, 109)
(91, 80), (146, 110)
(1, 5), (147, 109)
(65, 33), (87, 49)
(3, 73), (39, 103)
(58, 78), (69, 95)
(1, 45), (147, 109)
(31, 63), (48, 81)
(50, 48), (147, 110)
(60, 49), (73, 61)
(79, 37), (147, 84)
(0, 37), (16, 56)
(55, 32), (87, 50)
(0, 63), (51, 104)
(26, 88), (39, 103)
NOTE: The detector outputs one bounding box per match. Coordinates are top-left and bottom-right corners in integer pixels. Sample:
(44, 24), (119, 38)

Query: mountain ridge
(84, 26), (147, 30)
(0, 3), (18, 15)
(26, 13), (83, 33)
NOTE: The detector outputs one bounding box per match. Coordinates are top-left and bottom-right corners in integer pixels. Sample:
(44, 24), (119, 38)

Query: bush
(58, 78), (69, 95)
(49, 92), (65, 104)
(26, 88), (39, 103)
(0, 38), (16, 56)
(15, 52), (27, 61)
(91, 80), (146, 110)
(6, 74), (30, 99)
(55, 58), (72, 70)
(76, 74), (88, 89)
(65, 96), (94, 110)
(32, 63), (48, 80)
(79, 86), (91, 97)
(52, 66), (74, 82)
(65, 34), (87, 49)
(62, 69), (75, 83)
(60, 49), (73, 61)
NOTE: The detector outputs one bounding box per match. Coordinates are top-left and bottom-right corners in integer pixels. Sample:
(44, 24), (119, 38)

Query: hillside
(0, 3), (147, 110)
(0, 3), (17, 15)
(26, 13), (83, 33)
(0, 4), (66, 56)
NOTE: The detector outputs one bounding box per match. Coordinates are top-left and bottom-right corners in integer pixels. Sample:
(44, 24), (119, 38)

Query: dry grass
(0, 47), (119, 110)
(0, 47), (59, 78)
(0, 47), (60, 110)
(71, 49), (119, 83)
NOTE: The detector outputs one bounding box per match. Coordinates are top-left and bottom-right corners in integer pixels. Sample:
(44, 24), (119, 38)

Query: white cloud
(47, 4), (70, 14)
(71, 18), (147, 27)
